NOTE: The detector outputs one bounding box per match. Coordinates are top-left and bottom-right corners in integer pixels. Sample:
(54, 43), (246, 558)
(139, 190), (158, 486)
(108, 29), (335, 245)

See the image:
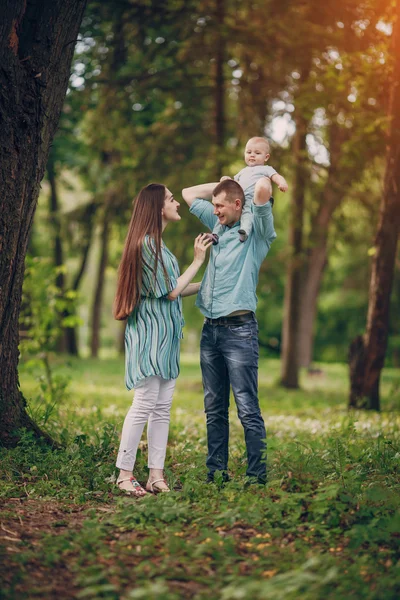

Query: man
(182, 177), (276, 484)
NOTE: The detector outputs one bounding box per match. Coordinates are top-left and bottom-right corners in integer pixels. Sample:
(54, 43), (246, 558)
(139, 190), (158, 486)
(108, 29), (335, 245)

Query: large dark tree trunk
(0, 0), (88, 447)
(349, 7), (400, 410)
(280, 113), (309, 388)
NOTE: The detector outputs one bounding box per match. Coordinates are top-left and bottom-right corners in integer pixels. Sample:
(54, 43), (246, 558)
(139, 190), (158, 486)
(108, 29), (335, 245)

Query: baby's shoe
(238, 229), (248, 243)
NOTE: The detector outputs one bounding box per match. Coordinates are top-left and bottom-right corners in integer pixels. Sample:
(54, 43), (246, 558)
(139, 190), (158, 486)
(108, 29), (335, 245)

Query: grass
(0, 355), (399, 599)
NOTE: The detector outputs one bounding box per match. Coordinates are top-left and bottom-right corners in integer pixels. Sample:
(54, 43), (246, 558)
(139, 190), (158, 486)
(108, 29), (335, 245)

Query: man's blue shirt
(189, 198), (277, 318)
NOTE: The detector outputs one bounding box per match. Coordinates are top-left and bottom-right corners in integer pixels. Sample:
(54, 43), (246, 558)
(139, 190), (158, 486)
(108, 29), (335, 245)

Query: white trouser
(116, 376), (176, 471)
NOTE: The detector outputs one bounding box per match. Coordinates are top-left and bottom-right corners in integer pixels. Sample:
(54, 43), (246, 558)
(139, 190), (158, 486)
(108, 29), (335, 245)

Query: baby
(217, 137), (288, 242)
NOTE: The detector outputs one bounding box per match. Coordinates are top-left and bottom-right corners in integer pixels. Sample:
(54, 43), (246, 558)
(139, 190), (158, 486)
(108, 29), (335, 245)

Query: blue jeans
(200, 315), (267, 482)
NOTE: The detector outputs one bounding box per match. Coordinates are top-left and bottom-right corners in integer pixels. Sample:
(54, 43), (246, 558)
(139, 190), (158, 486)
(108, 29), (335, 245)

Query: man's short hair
(213, 179), (245, 207)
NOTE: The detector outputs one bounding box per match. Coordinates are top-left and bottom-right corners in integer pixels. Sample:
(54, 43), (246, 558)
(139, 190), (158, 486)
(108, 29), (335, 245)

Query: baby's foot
(238, 229), (248, 243)
(204, 233), (219, 245)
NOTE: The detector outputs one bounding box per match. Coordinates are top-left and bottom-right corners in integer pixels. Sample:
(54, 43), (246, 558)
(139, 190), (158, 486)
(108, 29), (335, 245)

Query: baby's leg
(254, 177), (273, 206)
(238, 195), (254, 242)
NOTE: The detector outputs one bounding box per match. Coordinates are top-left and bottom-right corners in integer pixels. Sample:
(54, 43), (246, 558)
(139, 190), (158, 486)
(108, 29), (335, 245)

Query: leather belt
(204, 312), (254, 326)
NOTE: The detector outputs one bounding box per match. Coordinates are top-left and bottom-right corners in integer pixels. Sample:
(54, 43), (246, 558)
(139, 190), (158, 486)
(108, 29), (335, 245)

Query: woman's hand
(193, 233), (213, 265)
(168, 235), (212, 301)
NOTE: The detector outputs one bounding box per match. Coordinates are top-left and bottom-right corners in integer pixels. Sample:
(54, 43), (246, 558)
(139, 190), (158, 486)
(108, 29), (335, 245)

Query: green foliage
(20, 256), (82, 426)
(30, 0), (400, 366)
(1, 357), (399, 598)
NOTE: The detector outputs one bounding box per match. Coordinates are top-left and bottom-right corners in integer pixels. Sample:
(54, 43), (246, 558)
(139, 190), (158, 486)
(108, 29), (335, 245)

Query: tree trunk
(298, 190), (342, 367)
(90, 206), (111, 358)
(298, 124), (348, 368)
(88, 11), (126, 358)
(118, 321), (126, 356)
(0, 0), (87, 447)
(298, 246), (327, 368)
(48, 156), (65, 292)
(349, 7), (400, 410)
(214, 0), (225, 179)
(47, 154), (69, 353)
(64, 201), (98, 356)
(280, 113), (309, 388)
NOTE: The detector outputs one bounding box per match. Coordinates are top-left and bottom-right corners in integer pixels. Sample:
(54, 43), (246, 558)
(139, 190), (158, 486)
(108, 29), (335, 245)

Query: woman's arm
(180, 282), (201, 297)
(181, 182), (219, 207)
(167, 235), (211, 301)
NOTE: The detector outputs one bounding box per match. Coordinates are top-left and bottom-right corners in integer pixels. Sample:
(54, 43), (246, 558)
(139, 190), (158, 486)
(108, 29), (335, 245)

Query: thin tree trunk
(298, 125), (348, 368)
(298, 191), (342, 367)
(349, 6), (400, 410)
(118, 321), (126, 356)
(47, 155), (68, 353)
(215, 0), (225, 179)
(72, 203), (98, 292)
(298, 248), (327, 368)
(64, 201), (98, 356)
(48, 157), (65, 292)
(280, 113), (308, 388)
(90, 206), (111, 358)
(0, 0), (87, 447)
(88, 11), (126, 358)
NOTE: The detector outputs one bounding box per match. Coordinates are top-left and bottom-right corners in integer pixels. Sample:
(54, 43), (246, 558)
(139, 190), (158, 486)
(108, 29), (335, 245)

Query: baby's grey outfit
(213, 165), (277, 240)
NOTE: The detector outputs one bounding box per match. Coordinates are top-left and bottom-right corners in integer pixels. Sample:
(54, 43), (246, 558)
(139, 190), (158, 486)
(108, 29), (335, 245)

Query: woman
(113, 183), (212, 496)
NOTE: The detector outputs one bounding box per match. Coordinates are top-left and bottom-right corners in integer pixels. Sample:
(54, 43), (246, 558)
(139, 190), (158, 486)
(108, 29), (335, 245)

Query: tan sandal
(117, 477), (147, 497)
(146, 478), (170, 494)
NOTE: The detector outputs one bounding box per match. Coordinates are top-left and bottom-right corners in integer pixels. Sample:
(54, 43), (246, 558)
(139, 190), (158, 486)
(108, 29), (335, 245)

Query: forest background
(24, 0), (399, 390)
(1, 1), (400, 598)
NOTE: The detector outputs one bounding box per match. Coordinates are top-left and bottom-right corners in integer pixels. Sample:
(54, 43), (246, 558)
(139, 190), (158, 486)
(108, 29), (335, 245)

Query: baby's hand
(220, 176), (231, 182)
(278, 181), (289, 192)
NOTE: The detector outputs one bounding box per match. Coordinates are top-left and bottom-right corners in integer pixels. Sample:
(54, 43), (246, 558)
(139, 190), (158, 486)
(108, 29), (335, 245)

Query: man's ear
(236, 198), (242, 210)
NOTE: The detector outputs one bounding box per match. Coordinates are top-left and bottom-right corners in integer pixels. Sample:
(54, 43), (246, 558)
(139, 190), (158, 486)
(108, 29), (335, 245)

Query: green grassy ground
(1, 356), (399, 599)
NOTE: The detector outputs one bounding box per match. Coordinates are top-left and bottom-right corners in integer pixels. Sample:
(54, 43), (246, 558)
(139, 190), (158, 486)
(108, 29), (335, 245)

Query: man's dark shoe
(244, 476), (267, 488)
(206, 470), (230, 484)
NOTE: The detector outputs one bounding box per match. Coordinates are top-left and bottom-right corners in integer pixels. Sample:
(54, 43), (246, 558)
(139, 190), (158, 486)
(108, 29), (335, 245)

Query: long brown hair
(113, 183), (166, 320)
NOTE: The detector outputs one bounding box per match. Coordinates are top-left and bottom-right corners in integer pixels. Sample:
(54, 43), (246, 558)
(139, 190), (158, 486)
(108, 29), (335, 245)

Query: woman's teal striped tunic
(124, 236), (184, 390)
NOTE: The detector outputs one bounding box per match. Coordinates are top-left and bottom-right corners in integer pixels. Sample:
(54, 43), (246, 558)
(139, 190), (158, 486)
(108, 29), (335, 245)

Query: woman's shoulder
(143, 234), (154, 245)
(142, 234), (158, 255)
(143, 235), (169, 253)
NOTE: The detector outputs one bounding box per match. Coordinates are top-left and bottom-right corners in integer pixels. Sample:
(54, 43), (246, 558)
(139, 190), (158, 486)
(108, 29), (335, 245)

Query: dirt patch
(0, 498), (109, 599)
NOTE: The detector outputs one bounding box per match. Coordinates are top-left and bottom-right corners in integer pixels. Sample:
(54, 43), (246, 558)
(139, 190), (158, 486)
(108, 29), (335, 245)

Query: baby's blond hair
(246, 136), (270, 154)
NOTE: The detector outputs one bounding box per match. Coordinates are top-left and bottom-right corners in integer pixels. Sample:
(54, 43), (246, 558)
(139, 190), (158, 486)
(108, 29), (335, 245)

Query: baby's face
(244, 140), (270, 167)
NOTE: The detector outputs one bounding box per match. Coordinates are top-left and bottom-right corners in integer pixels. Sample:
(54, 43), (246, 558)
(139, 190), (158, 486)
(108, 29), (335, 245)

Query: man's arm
(182, 182), (219, 207)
